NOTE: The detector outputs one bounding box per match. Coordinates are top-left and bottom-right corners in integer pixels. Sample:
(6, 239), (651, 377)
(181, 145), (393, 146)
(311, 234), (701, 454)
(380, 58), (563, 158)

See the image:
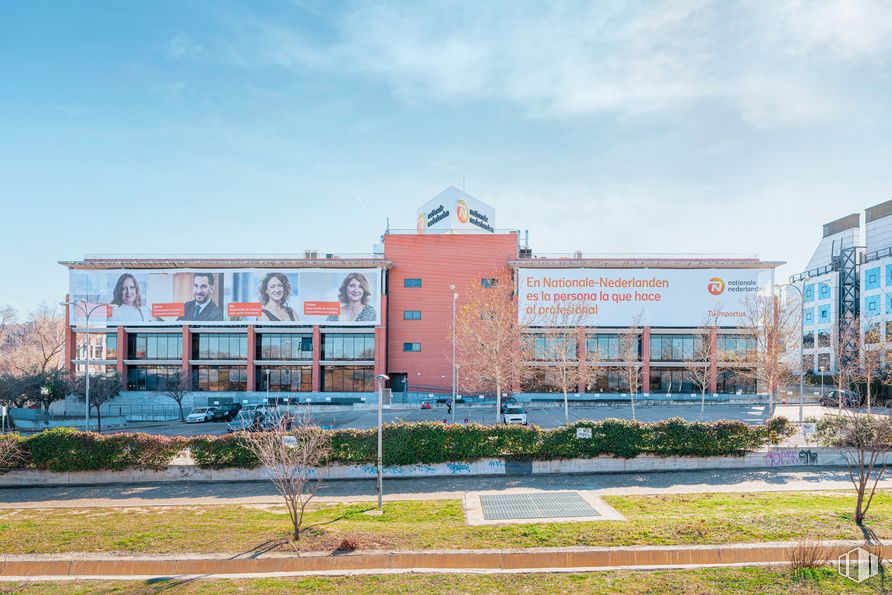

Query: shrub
(25, 428), (186, 472)
(7, 417), (794, 471)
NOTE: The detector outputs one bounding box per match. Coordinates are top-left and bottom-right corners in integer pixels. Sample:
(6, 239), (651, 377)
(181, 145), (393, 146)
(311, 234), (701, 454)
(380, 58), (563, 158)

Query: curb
(0, 541), (880, 578)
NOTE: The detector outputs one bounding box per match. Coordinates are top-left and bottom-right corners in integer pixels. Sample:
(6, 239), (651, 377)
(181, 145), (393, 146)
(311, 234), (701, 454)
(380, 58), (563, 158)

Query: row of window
(521, 367), (756, 394)
(127, 364), (376, 392)
(401, 278), (495, 288)
(524, 334), (755, 363)
(122, 333), (373, 361)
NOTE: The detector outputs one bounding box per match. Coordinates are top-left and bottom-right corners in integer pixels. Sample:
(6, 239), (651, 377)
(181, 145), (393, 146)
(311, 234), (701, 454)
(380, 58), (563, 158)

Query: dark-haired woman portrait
(259, 272), (297, 322)
(326, 272), (376, 322)
(110, 273), (149, 322)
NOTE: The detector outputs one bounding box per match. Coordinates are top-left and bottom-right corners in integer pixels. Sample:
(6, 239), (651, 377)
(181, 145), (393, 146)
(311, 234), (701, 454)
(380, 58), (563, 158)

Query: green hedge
(1, 418), (794, 472)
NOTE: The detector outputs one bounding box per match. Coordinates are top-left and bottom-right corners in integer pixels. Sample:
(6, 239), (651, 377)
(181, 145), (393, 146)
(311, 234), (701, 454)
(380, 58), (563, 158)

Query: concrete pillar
(311, 325), (321, 392)
(116, 326), (126, 381)
(64, 308), (76, 377)
(641, 326), (651, 395)
(709, 327), (718, 394)
(181, 326), (192, 388)
(246, 326), (256, 392)
(374, 326), (386, 377)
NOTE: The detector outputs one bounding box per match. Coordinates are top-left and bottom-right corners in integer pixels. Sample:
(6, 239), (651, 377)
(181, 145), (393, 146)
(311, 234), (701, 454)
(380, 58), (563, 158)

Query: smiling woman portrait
(326, 272), (376, 322)
(110, 273), (150, 322)
(259, 272), (297, 322)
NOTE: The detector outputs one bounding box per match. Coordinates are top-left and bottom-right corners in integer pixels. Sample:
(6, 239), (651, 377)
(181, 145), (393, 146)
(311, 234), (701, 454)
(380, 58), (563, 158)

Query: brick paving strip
(0, 541), (881, 579)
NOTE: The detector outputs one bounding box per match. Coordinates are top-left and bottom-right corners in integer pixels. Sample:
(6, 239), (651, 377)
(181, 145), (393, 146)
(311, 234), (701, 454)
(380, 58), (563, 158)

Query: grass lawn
(0, 567), (886, 594)
(0, 491), (889, 555)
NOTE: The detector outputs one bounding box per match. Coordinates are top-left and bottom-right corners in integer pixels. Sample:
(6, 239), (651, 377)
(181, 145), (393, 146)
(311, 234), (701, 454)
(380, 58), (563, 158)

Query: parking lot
(113, 402), (833, 436)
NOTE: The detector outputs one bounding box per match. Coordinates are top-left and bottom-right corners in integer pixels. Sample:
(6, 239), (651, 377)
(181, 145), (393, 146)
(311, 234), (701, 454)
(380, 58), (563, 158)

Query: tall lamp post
(776, 282), (806, 423)
(375, 373), (390, 510)
(450, 285), (458, 424)
(60, 299), (115, 431)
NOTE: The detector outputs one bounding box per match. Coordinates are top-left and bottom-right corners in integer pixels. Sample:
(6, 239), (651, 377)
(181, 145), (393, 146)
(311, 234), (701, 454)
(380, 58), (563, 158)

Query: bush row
(0, 417), (794, 472)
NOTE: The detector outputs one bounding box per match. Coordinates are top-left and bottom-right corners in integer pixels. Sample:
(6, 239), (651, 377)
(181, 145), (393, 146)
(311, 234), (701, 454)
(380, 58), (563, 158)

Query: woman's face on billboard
(267, 277), (285, 303)
(121, 277), (137, 306)
(346, 278), (364, 303)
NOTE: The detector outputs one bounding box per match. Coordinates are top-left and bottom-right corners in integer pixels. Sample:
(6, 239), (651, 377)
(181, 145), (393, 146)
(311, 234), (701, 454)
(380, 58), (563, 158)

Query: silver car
(185, 407), (216, 423)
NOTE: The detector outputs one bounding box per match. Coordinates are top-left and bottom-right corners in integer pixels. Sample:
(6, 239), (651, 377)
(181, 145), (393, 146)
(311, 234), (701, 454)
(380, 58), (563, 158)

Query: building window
(192, 365), (247, 391)
(322, 334), (375, 360)
(817, 304), (831, 323)
(802, 354), (815, 372)
(127, 365), (181, 391)
(803, 284), (815, 302)
(649, 368), (697, 393)
(403, 342), (421, 352)
(584, 368), (631, 393)
(818, 282), (832, 300)
(886, 321), (892, 342)
(817, 330), (831, 348)
(817, 353), (831, 370)
(865, 267), (881, 291)
(585, 334), (624, 361)
(522, 368), (562, 393)
(802, 333), (815, 349)
(717, 335), (757, 361)
(481, 278), (497, 288)
(403, 310), (422, 320)
(865, 323), (881, 344)
(803, 308), (815, 326)
(128, 333), (182, 360)
(193, 333), (248, 360)
(322, 365), (374, 392)
(865, 295), (881, 316)
(529, 334), (576, 361)
(716, 369), (756, 394)
(650, 334), (705, 362)
(74, 332), (118, 361)
(404, 278), (422, 288)
(256, 366), (312, 392)
(257, 334), (312, 360)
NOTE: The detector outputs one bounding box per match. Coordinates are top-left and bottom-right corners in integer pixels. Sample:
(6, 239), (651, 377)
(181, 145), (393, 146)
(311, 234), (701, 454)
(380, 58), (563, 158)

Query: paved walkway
(0, 468), (887, 509)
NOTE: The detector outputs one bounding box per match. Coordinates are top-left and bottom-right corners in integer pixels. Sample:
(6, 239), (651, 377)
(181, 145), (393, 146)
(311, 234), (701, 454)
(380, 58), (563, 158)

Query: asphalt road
(114, 403), (827, 436)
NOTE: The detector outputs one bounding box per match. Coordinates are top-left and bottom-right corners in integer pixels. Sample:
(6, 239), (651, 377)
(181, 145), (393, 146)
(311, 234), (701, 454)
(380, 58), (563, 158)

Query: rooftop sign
(416, 186), (495, 234)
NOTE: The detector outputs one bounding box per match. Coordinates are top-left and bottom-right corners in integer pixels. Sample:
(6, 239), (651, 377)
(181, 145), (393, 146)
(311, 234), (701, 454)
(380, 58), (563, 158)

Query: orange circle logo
(455, 199), (470, 224)
(416, 213), (427, 234)
(707, 277), (725, 295)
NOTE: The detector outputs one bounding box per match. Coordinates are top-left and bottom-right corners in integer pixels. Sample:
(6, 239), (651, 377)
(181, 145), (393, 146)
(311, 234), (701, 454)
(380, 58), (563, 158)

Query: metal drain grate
(479, 491), (601, 521)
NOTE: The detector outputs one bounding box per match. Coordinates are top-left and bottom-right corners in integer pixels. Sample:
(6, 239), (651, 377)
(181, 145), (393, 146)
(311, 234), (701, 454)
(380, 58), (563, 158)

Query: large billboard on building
(416, 186), (495, 234)
(518, 268), (773, 327)
(68, 268), (383, 326)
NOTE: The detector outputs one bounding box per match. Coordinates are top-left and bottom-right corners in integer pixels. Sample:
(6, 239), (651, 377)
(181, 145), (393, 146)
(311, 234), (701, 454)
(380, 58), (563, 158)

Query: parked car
(185, 407), (217, 423)
(499, 397), (518, 413)
(502, 406), (528, 425)
(209, 403), (242, 422)
(227, 409), (260, 432)
(820, 390), (862, 408)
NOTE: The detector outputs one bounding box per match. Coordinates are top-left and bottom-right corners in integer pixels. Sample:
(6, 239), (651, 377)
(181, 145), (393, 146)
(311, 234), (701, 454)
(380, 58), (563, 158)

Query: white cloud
(165, 34), (206, 60)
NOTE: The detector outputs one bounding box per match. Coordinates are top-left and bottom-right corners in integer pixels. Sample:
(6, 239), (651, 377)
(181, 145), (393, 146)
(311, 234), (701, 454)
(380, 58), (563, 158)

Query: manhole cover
(480, 491), (601, 521)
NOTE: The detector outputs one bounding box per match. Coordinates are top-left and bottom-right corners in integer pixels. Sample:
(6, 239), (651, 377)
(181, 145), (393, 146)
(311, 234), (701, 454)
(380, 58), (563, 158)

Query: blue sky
(2, 0), (892, 315)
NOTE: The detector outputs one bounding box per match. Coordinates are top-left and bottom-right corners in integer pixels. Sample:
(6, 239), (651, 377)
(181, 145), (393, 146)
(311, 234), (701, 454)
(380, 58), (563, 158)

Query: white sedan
(185, 407), (216, 423)
(503, 407), (528, 425)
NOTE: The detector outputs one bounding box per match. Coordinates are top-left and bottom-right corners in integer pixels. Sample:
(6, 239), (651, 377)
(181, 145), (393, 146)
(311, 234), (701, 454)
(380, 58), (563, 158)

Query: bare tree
(241, 414), (331, 541)
(859, 316), (885, 413)
(817, 411), (892, 526)
(164, 374), (191, 421)
(455, 269), (526, 419)
(530, 302), (594, 425)
(0, 304), (66, 375)
(735, 294), (798, 416)
(0, 433), (23, 470)
(832, 315), (861, 412)
(0, 306), (16, 345)
(685, 313), (720, 420)
(619, 312), (644, 421)
(71, 373), (122, 432)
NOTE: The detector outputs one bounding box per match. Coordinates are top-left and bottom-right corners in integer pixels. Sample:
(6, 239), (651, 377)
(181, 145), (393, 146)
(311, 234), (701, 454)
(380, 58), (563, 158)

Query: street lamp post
(375, 373), (390, 510)
(265, 369), (271, 405)
(60, 299), (115, 431)
(776, 283), (806, 423)
(819, 366), (826, 397)
(450, 285), (458, 424)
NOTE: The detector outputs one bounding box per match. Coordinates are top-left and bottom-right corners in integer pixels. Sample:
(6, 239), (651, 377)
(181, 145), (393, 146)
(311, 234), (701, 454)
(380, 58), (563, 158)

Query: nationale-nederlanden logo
(707, 277), (725, 296)
(455, 199), (470, 224)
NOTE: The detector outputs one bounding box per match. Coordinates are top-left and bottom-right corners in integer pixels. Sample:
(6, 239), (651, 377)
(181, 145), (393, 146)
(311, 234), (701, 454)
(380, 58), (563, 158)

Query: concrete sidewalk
(0, 468), (887, 509)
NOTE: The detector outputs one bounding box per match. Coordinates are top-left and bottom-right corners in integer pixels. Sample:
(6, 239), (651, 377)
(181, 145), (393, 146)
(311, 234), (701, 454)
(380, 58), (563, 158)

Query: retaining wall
(0, 447), (848, 487)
